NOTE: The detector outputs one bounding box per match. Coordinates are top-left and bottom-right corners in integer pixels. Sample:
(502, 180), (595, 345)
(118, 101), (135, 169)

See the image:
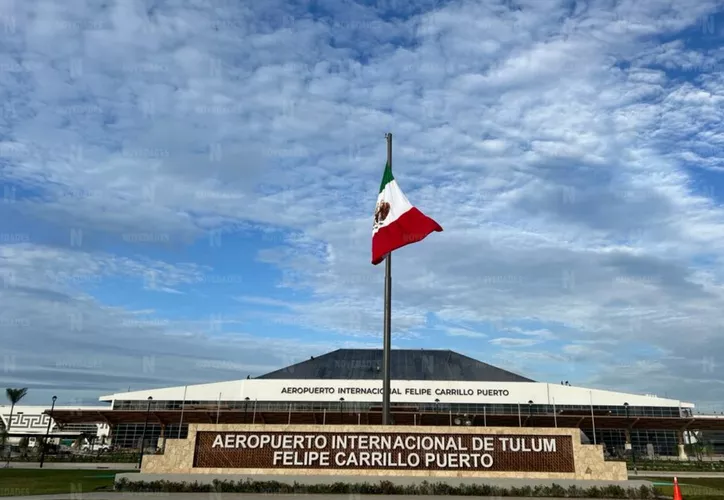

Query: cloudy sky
(1, 0), (723, 410)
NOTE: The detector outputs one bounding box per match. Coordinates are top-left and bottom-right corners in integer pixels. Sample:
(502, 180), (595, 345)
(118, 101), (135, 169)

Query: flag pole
(382, 132), (393, 426)
(177, 385), (187, 439)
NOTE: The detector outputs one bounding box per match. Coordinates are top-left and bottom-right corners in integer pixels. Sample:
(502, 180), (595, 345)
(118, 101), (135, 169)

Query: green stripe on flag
(379, 162), (395, 193)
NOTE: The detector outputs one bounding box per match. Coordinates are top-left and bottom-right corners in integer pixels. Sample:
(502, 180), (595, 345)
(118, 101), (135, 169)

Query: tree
(18, 437), (28, 458)
(74, 431), (94, 451)
(4, 388), (28, 466)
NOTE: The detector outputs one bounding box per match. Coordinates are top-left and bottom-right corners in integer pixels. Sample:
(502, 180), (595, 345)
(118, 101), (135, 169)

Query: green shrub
(114, 476), (659, 498)
(627, 459), (724, 472)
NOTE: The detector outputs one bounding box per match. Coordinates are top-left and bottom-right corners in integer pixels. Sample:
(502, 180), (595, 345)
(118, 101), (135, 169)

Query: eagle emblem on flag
(374, 201), (391, 227)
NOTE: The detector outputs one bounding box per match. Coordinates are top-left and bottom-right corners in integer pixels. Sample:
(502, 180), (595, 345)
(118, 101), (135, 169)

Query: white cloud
(1, 0), (724, 407)
(445, 327), (487, 339)
(489, 338), (544, 348)
(503, 327), (557, 340)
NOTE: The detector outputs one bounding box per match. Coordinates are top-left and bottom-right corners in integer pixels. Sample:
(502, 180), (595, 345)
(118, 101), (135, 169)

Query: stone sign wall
(142, 424), (627, 481)
(193, 431), (575, 472)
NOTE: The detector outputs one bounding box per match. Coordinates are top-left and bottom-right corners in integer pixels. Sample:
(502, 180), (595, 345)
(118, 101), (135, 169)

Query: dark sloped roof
(257, 349), (533, 382)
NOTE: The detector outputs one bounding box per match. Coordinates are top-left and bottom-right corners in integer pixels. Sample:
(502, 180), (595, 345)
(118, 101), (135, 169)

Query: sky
(1, 0), (724, 411)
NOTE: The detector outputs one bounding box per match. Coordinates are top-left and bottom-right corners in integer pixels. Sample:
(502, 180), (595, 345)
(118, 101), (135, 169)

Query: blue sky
(1, 0), (724, 410)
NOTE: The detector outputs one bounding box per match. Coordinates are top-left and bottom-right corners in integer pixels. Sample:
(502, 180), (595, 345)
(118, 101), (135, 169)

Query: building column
(158, 424), (166, 453)
(106, 424), (115, 448)
(677, 429), (688, 460)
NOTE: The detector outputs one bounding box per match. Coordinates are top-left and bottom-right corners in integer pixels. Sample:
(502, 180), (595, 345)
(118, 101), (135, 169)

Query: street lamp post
(244, 397), (250, 424)
(528, 400), (533, 424)
(39, 396), (57, 469)
(137, 397), (153, 470)
(624, 402), (636, 473)
(339, 398), (344, 424)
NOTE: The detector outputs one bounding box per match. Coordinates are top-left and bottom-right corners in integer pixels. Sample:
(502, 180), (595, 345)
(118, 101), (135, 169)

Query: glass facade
(699, 430), (724, 454)
(108, 399), (685, 456)
(112, 399), (682, 417)
(587, 428), (679, 458)
(112, 423), (189, 449)
(59, 423), (101, 434)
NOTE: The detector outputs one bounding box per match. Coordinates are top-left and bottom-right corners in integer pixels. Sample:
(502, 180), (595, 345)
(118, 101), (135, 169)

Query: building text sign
(280, 385), (511, 397)
(193, 431), (574, 472)
(240, 380), (531, 404)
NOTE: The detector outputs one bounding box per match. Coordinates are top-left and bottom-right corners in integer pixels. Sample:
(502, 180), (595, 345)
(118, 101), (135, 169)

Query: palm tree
(4, 388), (28, 466)
(73, 431), (93, 451)
(18, 437), (28, 459)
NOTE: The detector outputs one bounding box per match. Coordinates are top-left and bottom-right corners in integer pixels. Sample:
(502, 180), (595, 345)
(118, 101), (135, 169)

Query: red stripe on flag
(372, 207), (443, 265)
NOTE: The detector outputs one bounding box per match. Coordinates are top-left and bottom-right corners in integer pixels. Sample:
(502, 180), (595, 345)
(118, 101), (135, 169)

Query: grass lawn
(642, 477), (724, 498)
(0, 469), (138, 496)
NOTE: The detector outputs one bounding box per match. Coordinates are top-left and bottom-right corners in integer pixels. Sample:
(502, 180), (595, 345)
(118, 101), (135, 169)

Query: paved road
(3, 462), (137, 470)
(1, 495), (577, 500)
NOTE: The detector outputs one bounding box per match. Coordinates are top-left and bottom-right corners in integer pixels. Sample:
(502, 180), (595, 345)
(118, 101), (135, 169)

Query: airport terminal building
(41, 349), (724, 457)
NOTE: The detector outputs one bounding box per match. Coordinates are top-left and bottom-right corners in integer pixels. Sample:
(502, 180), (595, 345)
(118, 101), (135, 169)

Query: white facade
(0, 405), (110, 440)
(100, 379), (695, 409)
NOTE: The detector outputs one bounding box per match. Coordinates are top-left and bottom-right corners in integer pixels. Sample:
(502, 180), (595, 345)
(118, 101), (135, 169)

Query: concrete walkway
(3, 462), (137, 470)
(630, 470), (724, 478)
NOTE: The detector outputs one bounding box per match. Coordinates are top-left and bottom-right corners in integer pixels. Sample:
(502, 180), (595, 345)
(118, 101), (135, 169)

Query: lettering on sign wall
(193, 431), (574, 472)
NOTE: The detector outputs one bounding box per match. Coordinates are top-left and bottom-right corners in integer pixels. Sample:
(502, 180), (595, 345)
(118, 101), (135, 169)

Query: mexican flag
(372, 163), (443, 265)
